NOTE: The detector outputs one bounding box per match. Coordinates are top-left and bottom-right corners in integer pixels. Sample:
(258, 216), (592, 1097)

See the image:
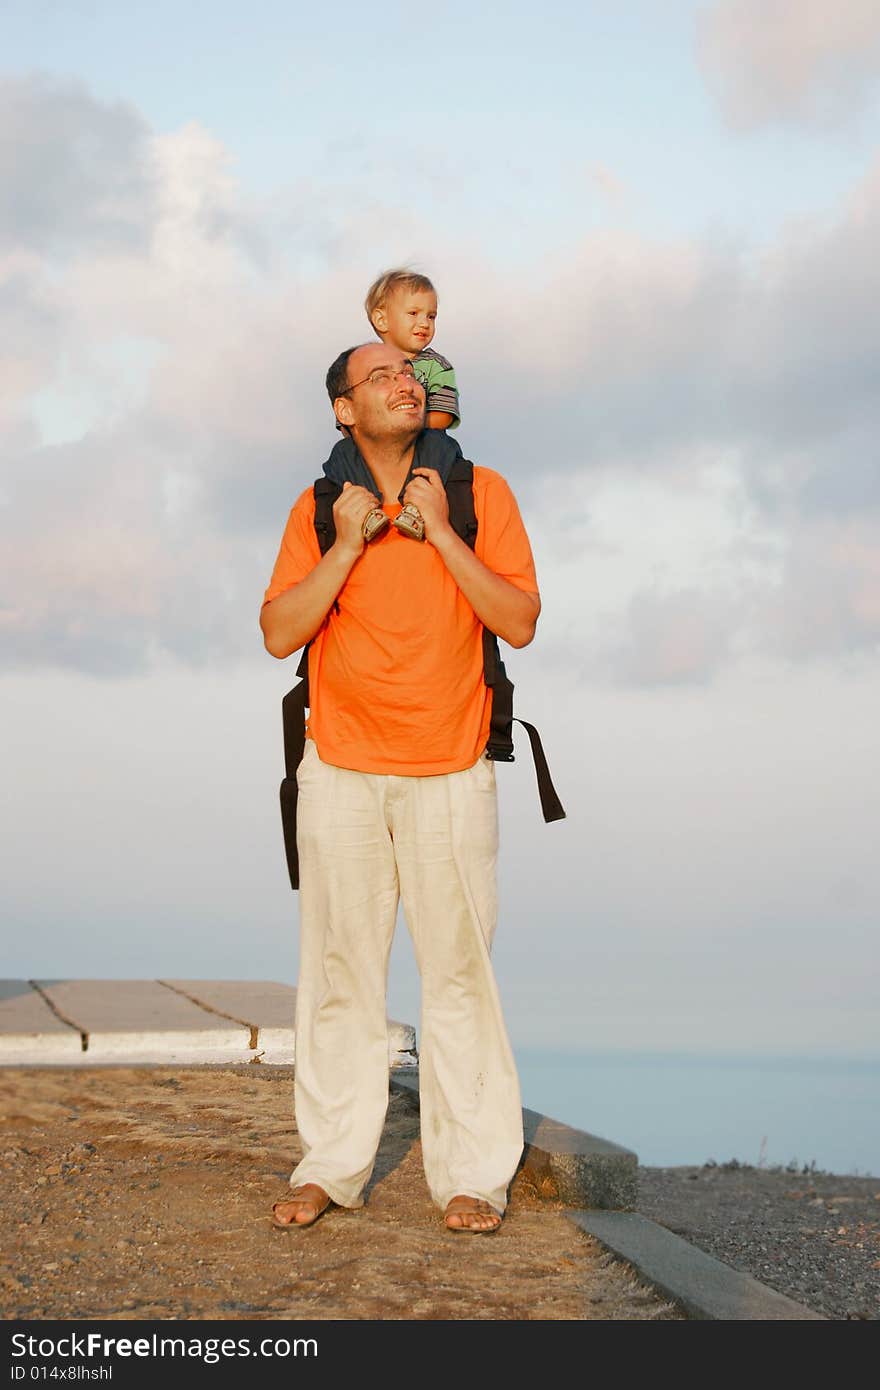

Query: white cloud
(0, 74), (155, 254)
(699, 0), (880, 130)
(609, 587), (739, 685)
(763, 515), (880, 660)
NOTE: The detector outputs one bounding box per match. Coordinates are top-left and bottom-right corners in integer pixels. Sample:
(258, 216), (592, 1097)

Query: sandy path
(1, 1065), (681, 1322)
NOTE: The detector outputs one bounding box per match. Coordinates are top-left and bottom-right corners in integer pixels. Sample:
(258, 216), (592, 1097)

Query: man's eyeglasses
(341, 362), (421, 394)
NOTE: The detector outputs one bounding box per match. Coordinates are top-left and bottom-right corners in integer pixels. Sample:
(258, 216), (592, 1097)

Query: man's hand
(403, 468), (451, 544)
(333, 481), (382, 556)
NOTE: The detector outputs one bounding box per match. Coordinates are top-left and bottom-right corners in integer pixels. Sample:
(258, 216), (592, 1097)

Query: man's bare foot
(271, 1184), (331, 1229)
(444, 1195), (503, 1234)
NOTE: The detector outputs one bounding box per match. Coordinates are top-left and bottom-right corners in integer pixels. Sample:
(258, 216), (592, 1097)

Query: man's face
(372, 289), (438, 355)
(335, 343), (426, 440)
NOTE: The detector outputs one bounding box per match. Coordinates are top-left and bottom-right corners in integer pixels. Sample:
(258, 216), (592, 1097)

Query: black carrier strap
(452, 469), (565, 824)
(278, 476), (342, 888)
(279, 647), (309, 889)
(279, 456), (564, 891)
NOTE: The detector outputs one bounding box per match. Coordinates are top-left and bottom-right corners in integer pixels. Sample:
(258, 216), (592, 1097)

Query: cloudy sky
(2, 0), (878, 1059)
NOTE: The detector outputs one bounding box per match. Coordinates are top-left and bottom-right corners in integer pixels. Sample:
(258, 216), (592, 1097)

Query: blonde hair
(365, 268), (436, 334)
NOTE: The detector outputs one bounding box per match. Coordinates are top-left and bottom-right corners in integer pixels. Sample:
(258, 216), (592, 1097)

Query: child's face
(372, 288), (438, 355)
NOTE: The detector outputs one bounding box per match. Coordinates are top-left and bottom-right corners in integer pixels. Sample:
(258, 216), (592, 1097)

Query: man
(260, 341), (540, 1233)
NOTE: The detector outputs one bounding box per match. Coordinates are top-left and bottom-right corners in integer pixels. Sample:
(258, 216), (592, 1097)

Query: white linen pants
(288, 738), (523, 1213)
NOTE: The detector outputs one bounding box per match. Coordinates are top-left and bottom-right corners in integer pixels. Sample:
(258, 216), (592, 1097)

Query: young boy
(364, 269), (460, 430)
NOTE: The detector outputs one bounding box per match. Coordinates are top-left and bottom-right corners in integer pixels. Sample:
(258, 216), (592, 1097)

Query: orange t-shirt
(262, 466), (539, 776)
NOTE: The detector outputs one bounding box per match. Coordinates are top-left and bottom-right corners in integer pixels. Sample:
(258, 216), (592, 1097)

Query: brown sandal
(272, 1184), (331, 1230)
(444, 1195), (503, 1234)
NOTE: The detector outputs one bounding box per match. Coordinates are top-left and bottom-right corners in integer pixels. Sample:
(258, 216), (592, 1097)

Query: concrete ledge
(0, 981), (83, 1062)
(164, 980), (416, 1067)
(163, 979), (290, 1061)
(35, 980), (249, 1063)
(390, 1071), (638, 1211)
(0, 980), (417, 1068)
(568, 1210), (826, 1320)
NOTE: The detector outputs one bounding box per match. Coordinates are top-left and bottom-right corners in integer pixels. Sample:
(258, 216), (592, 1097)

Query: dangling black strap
(480, 628), (565, 820)
(513, 719), (566, 822)
(279, 648), (309, 890)
(454, 470), (566, 824)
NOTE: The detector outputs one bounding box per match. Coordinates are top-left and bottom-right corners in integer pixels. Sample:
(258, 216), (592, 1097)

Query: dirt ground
(0, 1065), (682, 1322)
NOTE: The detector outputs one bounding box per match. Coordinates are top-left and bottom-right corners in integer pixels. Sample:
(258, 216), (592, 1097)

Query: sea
(513, 1049), (880, 1176)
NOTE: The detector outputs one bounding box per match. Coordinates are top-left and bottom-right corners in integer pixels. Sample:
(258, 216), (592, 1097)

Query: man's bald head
(326, 342), (426, 439)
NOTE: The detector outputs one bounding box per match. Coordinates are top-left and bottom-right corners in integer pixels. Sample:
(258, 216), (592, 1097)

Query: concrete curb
(522, 1105), (638, 1211)
(567, 1210), (826, 1320)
